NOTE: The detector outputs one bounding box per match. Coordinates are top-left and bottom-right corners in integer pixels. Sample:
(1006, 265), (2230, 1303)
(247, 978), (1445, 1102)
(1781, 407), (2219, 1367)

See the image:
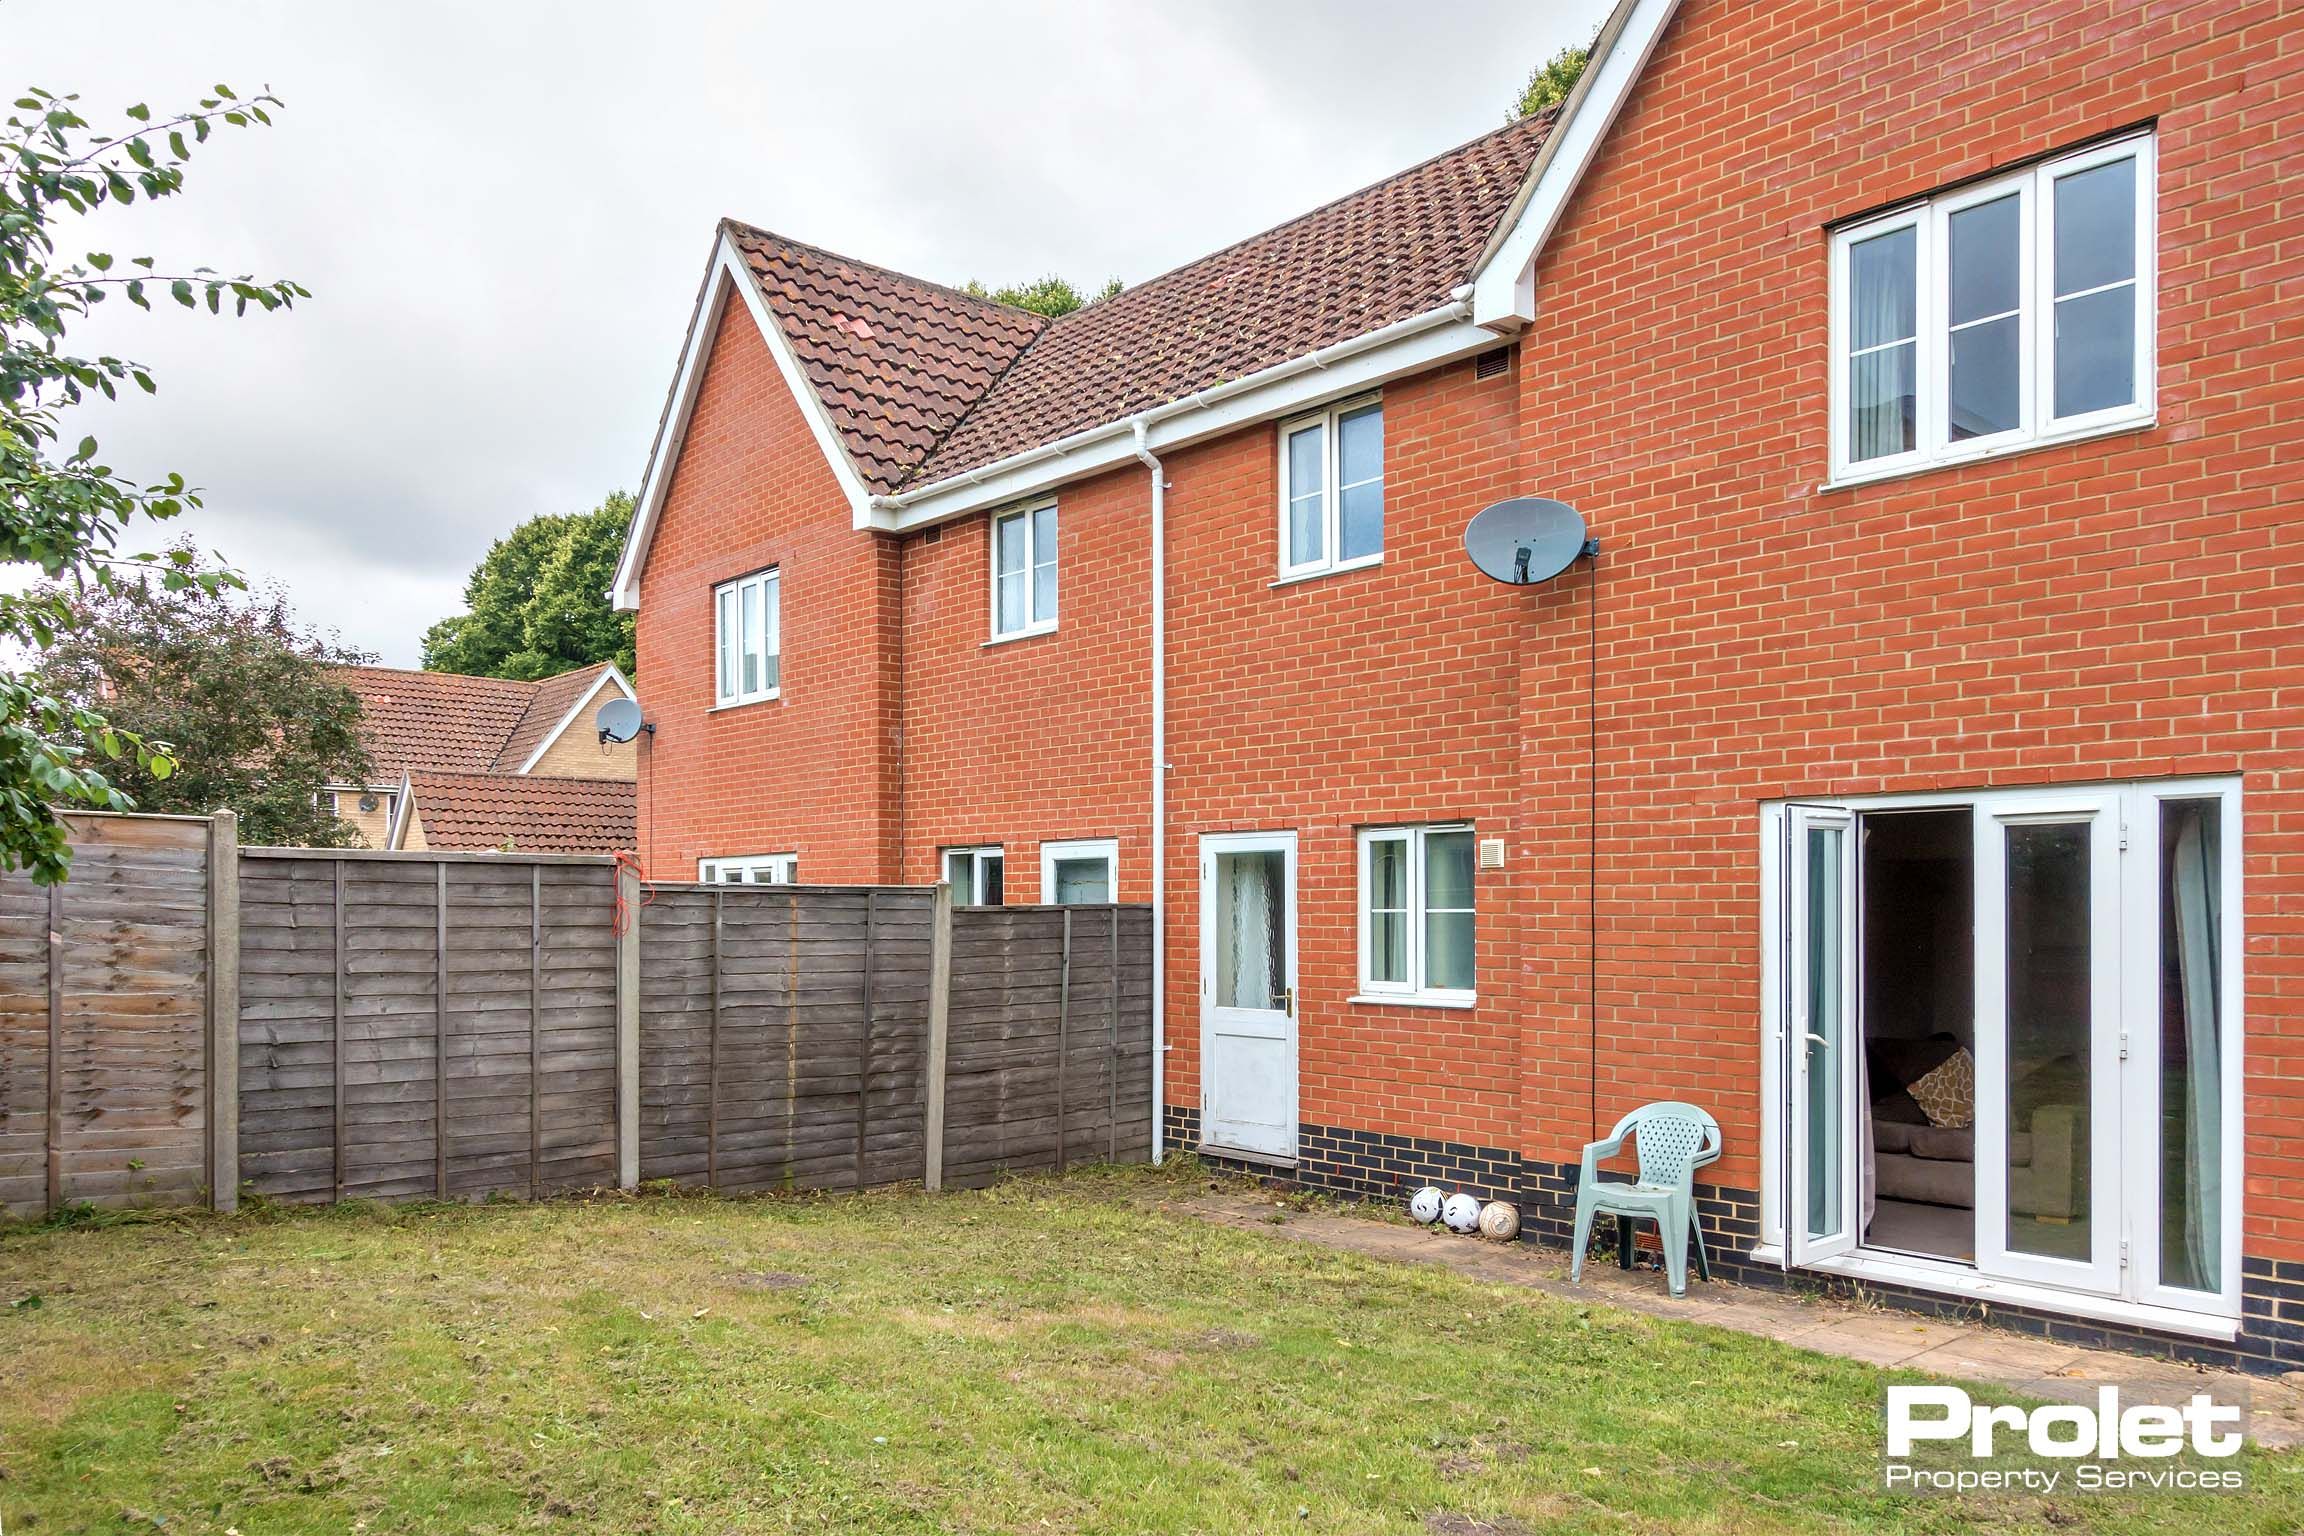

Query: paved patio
(1176, 1187), (2304, 1449)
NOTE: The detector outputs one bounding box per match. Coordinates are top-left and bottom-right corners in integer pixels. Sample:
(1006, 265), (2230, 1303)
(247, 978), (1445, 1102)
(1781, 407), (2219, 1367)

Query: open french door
(1782, 804), (1859, 1266)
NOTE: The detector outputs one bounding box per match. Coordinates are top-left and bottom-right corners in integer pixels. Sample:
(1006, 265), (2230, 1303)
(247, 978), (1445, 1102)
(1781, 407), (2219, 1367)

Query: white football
(1442, 1192), (1482, 1233)
(1408, 1186), (1445, 1224)
(1478, 1201), (1521, 1241)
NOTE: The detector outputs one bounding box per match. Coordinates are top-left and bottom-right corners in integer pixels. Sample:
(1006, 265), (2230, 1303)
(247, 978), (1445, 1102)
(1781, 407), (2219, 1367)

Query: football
(1441, 1192), (1482, 1233)
(1477, 1201), (1521, 1241)
(1407, 1186), (1445, 1224)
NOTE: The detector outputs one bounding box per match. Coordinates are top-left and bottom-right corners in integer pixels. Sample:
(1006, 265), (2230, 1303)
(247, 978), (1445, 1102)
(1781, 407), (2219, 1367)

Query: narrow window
(1830, 133), (2152, 482)
(698, 853), (796, 884)
(1279, 396), (1383, 578)
(712, 568), (781, 706)
(2158, 797), (2224, 1296)
(1040, 839), (1117, 904)
(991, 501), (1057, 639)
(1357, 824), (1475, 1003)
(943, 846), (1005, 905)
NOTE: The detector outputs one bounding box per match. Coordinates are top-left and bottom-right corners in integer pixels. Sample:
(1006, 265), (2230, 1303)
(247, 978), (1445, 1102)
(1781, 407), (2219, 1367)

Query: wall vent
(1474, 347), (1512, 381)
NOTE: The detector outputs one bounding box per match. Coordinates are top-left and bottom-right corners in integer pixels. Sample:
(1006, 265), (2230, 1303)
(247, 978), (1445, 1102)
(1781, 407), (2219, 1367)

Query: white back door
(1199, 832), (1298, 1161)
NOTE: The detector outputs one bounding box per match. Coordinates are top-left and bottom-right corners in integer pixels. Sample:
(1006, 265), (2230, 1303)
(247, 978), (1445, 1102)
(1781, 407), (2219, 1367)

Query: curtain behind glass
(1849, 226), (1917, 461)
(2166, 802), (2222, 1293)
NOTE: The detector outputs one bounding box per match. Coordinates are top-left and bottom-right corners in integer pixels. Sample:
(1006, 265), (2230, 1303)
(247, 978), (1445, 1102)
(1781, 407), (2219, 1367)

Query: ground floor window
(1040, 838), (1116, 904)
(1760, 778), (2242, 1328)
(1355, 824), (1475, 1004)
(699, 853), (796, 884)
(943, 846), (1004, 906)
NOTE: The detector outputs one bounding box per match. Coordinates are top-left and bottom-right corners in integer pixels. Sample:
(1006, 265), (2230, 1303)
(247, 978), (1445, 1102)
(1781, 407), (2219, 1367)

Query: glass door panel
(1975, 796), (2120, 1293)
(1787, 805), (1859, 1264)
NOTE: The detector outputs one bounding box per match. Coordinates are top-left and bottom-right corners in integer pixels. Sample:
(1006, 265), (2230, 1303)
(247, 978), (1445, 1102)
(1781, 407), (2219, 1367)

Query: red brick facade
(631, 0), (2303, 1358)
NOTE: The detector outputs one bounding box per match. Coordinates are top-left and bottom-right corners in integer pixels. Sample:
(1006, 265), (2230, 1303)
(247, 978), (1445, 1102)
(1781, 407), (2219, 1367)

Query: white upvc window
(1040, 838), (1118, 904)
(1355, 824), (1475, 1005)
(713, 567), (781, 706)
(990, 500), (1057, 639)
(1828, 132), (2155, 486)
(699, 853), (796, 884)
(943, 845), (1005, 906)
(1277, 394), (1384, 580)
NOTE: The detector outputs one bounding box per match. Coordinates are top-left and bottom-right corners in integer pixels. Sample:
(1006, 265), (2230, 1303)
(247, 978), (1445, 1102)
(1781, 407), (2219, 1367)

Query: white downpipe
(1131, 417), (1168, 1161)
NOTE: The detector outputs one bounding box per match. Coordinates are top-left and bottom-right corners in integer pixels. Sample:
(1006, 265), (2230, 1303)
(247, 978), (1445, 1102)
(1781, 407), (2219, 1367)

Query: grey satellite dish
(1464, 496), (1593, 586)
(596, 696), (646, 745)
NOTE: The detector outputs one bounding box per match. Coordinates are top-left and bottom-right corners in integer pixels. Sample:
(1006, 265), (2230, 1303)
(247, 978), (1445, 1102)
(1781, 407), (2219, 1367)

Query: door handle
(1279, 987), (1295, 1018)
(1803, 1032), (1830, 1050)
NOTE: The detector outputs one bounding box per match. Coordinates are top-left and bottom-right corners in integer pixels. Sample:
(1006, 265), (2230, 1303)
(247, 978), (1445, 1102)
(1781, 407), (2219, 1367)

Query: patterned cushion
(1908, 1047), (1975, 1130)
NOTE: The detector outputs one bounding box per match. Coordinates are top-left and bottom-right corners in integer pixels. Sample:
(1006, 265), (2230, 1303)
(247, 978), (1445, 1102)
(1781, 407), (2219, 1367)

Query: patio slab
(1174, 1186), (2304, 1449)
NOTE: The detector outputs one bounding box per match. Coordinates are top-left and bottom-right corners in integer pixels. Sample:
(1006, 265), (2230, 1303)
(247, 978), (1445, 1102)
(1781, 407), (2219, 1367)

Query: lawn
(1, 1165), (2296, 1535)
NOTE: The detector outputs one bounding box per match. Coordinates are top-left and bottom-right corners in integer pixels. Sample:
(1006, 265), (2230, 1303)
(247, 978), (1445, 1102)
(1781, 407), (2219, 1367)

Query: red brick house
(612, 0), (2304, 1369)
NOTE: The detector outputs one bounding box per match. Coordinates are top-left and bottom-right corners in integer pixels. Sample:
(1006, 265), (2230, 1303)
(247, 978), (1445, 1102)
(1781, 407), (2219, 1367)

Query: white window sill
(1747, 1243), (2240, 1341)
(1821, 410), (2156, 494)
(1271, 554), (1383, 589)
(1348, 993), (1476, 1011)
(709, 691), (781, 712)
(983, 622), (1057, 648)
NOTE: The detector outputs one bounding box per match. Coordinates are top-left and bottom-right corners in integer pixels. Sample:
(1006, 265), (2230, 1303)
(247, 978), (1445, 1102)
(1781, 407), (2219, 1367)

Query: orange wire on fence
(611, 849), (656, 935)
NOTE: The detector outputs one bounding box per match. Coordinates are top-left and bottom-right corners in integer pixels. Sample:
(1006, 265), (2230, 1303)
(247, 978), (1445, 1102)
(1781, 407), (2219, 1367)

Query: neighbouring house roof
(724, 111), (1557, 499)
(405, 770), (637, 854)
(336, 663), (634, 781)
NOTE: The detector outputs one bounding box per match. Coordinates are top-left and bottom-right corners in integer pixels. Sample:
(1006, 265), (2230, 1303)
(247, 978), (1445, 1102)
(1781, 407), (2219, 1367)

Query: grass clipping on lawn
(0, 1165), (2294, 1535)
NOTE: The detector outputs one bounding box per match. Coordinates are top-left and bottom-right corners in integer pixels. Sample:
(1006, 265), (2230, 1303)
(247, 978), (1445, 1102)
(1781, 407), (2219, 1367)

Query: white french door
(1974, 791), (2122, 1293)
(1765, 779), (2244, 1325)
(1783, 804), (1859, 1266)
(1199, 832), (1298, 1161)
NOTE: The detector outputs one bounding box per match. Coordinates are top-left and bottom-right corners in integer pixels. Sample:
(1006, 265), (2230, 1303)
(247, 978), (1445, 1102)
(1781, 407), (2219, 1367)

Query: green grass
(1, 1165), (2296, 1534)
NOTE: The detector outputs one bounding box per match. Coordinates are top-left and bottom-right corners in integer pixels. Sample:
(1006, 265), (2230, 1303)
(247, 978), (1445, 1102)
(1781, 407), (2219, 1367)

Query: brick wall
(1511, 0), (2304, 1250)
(526, 723), (637, 781)
(634, 300), (901, 884)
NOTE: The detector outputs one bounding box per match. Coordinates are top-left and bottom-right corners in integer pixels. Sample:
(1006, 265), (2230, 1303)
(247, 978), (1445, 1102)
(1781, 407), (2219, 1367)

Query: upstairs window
(991, 501), (1057, 639)
(1278, 395), (1383, 579)
(700, 853), (796, 884)
(1356, 824), (1475, 1005)
(714, 568), (781, 706)
(944, 845), (1005, 905)
(1830, 133), (2154, 484)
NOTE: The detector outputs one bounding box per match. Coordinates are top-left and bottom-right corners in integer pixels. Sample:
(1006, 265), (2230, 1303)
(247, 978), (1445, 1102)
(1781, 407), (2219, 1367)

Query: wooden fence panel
(0, 814), (211, 1217)
(941, 905), (1155, 1189)
(6, 816), (1154, 1219)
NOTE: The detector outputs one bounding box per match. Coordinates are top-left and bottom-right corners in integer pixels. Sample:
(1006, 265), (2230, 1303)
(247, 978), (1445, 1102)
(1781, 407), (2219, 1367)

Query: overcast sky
(14, 0), (1610, 666)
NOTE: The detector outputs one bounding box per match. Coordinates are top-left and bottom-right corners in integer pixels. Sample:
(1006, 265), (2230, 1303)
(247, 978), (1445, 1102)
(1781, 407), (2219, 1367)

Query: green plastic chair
(1568, 1102), (1722, 1297)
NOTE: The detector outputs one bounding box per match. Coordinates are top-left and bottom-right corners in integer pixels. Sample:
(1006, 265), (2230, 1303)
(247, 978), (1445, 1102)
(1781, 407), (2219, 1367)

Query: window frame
(698, 852), (797, 885)
(943, 845), (1006, 906)
(1826, 132), (2155, 488)
(1275, 393), (1384, 582)
(1039, 838), (1118, 905)
(712, 567), (782, 708)
(987, 498), (1059, 641)
(1353, 823), (1476, 1008)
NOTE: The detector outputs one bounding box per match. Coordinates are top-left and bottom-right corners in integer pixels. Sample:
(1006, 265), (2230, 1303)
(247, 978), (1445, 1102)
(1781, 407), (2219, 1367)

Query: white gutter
(863, 286), (1480, 531)
(1130, 418), (1168, 1162)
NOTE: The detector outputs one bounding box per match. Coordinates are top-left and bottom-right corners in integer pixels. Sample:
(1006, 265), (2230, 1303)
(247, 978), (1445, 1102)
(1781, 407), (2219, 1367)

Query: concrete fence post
(923, 880), (954, 1191)
(206, 811), (240, 1213)
(614, 858), (642, 1188)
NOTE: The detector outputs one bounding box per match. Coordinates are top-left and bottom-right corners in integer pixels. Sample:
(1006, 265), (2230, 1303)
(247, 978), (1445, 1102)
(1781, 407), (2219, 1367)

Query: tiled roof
(729, 111), (1557, 497)
(407, 771), (636, 854)
(495, 666), (611, 772)
(336, 664), (626, 780)
(726, 226), (1048, 495)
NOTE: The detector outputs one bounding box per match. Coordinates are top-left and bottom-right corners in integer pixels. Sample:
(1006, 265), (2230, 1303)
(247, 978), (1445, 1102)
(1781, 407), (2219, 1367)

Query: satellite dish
(596, 696), (646, 745)
(1463, 497), (1592, 586)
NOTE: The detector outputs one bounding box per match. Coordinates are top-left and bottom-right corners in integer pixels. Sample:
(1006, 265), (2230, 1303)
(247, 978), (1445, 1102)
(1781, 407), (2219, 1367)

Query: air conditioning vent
(1474, 347), (1512, 381)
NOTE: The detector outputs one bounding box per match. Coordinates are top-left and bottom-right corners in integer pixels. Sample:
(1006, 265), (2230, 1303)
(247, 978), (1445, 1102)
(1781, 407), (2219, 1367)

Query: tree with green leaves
(2, 83), (305, 881)
(30, 547), (372, 848)
(1513, 39), (1593, 120)
(422, 491), (637, 680)
(960, 274), (1123, 318)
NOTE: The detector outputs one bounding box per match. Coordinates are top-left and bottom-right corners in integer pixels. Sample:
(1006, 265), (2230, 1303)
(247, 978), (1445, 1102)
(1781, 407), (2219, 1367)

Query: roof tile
(407, 771), (636, 854)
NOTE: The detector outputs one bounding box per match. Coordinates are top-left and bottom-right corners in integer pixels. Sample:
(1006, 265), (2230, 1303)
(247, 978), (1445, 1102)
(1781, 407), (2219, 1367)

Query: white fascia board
(515, 663), (638, 776)
(1470, 0), (1682, 330)
(864, 314), (1501, 535)
(610, 235), (875, 612)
